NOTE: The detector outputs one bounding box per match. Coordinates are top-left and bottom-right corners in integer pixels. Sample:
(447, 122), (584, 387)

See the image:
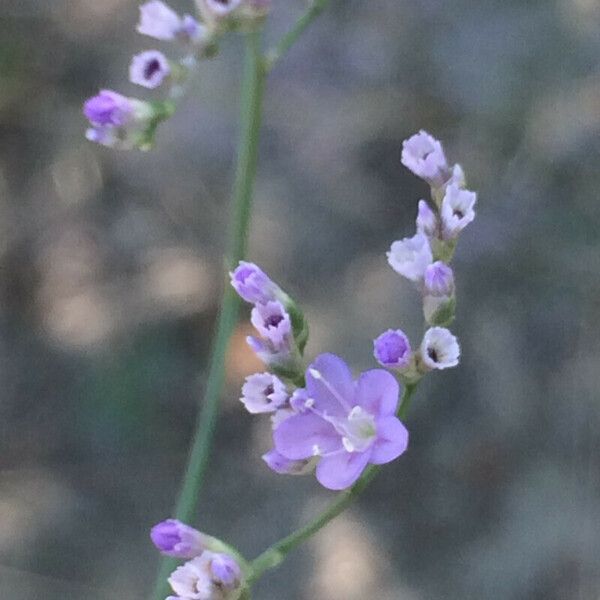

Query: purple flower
(130, 50), (171, 89)
(230, 261), (279, 304)
(420, 327), (460, 370)
(273, 354), (409, 490)
(440, 183), (477, 239)
(209, 553), (242, 589)
(416, 199), (438, 238)
(423, 261), (455, 297)
(240, 373), (288, 414)
(151, 519), (206, 559)
(373, 329), (412, 370)
(250, 301), (292, 351)
(138, 1), (183, 40)
(402, 130), (449, 188)
(387, 232), (433, 282)
(83, 90), (135, 127)
(262, 448), (315, 475)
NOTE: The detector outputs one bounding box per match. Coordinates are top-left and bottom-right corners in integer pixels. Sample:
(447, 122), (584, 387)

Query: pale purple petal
(209, 553), (241, 589)
(274, 413), (340, 460)
(355, 369), (400, 417)
(401, 130), (449, 188)
(423, 261), (455, 297)
(130, 50), (170, 89)
(373, 329), (412, 370)
(370, 417), (409, 465)
(387, 233), (433, 282)
(83, 90), (133, 127)
(421, 327), (460, 370)
(230, 261), (279, 304)
(440, 183), (477, 239)
(306, 353), (355, 416)
(250, 301), (291, 351)
(316, 450), (371, 490)
(262, 449), (314, 475)
(138, 1), (182, 40)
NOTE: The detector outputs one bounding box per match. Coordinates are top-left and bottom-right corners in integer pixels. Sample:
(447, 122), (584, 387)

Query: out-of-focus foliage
(0, 0), (599, 598)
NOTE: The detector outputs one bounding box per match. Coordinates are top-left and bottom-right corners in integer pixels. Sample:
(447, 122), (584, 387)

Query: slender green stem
(151, 29), (266, 600)
(248, 383), (417, 583)
(264, 0), (331, 71)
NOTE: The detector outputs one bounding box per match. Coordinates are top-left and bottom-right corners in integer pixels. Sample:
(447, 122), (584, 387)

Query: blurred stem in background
(152, 29), (266, 600)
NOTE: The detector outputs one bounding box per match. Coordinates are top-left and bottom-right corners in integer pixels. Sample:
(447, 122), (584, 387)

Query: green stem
(248, 383), (417, 583)
(264, 0), (331, 71)
(151, 29), (266, 600)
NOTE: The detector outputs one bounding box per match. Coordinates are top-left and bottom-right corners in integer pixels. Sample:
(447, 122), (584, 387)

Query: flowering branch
(264, 0), (331, 71)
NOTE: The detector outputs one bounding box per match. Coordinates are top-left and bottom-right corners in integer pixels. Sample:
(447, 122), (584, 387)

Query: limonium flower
(138, 1), (203, 43)
(420, 327), (460, 370)
(151, 519), (207, 559)
(273, 354), (409, 490)
(422, 262), (456, 326)
(250, 301), (292, 351)
(230, 261), (280, 305)
(168, 551), (242, 599)
(130, 50), (171, 89)
(440, 183), (477, 240)
(240, 372), (288, 414)
(416, 199), (438, 238)
(373, 329), (412, 370)
(387, 232), (433, 282)
(401, 130), (450, 189)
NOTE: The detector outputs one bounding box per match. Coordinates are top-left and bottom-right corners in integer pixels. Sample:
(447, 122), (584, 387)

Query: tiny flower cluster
(374, 130), (477, 382)
(84, 0), (269, 150)
(151, 519), (243, 599)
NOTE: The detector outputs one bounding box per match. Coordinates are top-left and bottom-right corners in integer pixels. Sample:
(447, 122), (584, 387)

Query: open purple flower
(250, 301), (292, 351)
(387, 232), (433, 282)
(151, 519), (206, 559)
(240, 373), (287, 414)
(401, 130), (450, 188)
(440, 183), (477, 239)
(273, 354), (409, 490)
(129, 50), (171, 89)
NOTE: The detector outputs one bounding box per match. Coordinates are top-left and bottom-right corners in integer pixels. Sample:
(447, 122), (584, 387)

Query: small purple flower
(423, 261), (455, 298)
(250, 301), (292, 351)
(138, 1), (183, 40)
(240, 372), (288, 414)
(420, 327), (460, 370)
(387, 232), (433, 282)
(262, 448), (315, 475)
(447, 163), (466, 188)
(230, 261), (279, 304)
(373, 329), (412, 370)
(209, 553), (242, 589)
(130, 50), (171, 89)
(151, 519), (206, 559)
(273, 354), (409, 490)
(440, 183), (477, 239)
(402, 130), (449, 188)
(416, 199), (438, 238)
(83, 90), (135, 127)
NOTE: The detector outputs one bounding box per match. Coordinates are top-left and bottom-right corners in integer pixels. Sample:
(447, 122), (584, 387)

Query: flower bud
(422, 261), (456, 326)
(416, 200), (438, 238)
(373, 329), (412, 370)
(230, 261), (280, 304)
(151, 519), (206, 558)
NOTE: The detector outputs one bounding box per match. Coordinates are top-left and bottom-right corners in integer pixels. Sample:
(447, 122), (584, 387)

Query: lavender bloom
(440, 183), (477, 240)
(240, 372), (287, 414)
(420, 327), (460, 370)
(387, 232), (433, 282)
(373, 329), (412, 370)
(138, 1), (204, 42)
(168, 551), (241, 599)
(273, 354), (409, 490)
(230, 261), (279, 304)
(84, 90), (135, 127)
(130, 50), (171, 89)
(250, 301), (292, 351)
(262, 448), (315, 475)
(416, 200), (438, 238)
(151, 519), (206, 559)
(402, 130), (450, 188)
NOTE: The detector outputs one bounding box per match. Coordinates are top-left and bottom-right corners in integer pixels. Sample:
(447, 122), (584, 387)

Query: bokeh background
(1, 0), (600, 598)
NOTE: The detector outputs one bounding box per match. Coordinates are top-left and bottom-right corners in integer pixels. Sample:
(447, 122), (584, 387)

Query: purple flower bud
(138, 1), (183, 40)
(151, 519), (206, 558)
(423, 261), (455, 298)
(230, 261), (279, 304)
(130, 50), (171, 89)
(373, 329), (412, 369)
(440, 183), (477, 239)
(262, 449), (315, 475)
(447, 164), (466, 188)
(240, 372), (288, 414)
(83, 90), (135, 127)
(416, 200), (438, 238)
(387, 233), (433, 282)
(402, 130), (450, 188)
(420, 327), (460, 371)
(209, 553), (242, 589)
(250, 301), (292, 351)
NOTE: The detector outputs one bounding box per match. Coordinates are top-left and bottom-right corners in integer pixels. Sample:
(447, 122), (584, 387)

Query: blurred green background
(1, 0), (600, 598)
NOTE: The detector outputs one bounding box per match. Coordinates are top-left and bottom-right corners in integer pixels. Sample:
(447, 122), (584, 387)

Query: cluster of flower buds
(84, 0), (270, 150)
(373, 130), (476, 383)
(151, 519), (244, 599)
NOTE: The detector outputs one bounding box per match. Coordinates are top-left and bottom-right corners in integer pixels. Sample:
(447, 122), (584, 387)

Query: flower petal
(356, 369), (400, 417)
(370, 416), (409, 465)
(306, 353), (355, 416)
(316, 450), (371, 490)
(274, 413), (340, 460)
